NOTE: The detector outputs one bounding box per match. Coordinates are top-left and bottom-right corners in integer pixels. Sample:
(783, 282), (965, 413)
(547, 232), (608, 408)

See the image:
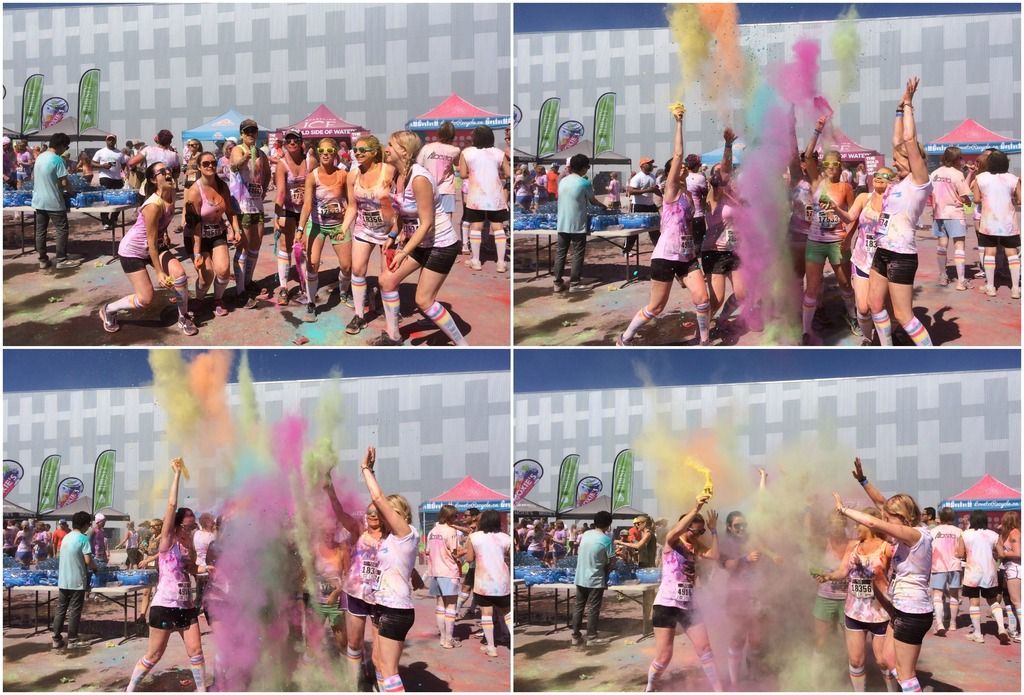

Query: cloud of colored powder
(831, 7), (861, 102)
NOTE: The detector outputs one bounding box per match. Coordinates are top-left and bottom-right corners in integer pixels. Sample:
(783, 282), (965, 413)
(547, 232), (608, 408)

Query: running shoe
(496, 261), (507, 273)
(51, 636), (65, 649)
(345, 315), (367, 335)
(936, 276), (949, 288)
(846, 315), (863, 337)
(1012, 288), (1021, 299)
(480, 645), (498, 657)
(586, 636), (611, 646)
(967, 632), (984, 643)
(553, 281), (567, 293)
(570, 635), (584, 647)
(1013, 633), (1021, 643)
(55, 258), (82, 270)
(955, 280), (968, 291)
(615, 333), (633, 346)
(369, 332), (404, 346)
(466, 259), (483, 271)
(243, 293), (261, 310)
(276, 287), (288, 306)
(177, 316), (198, 336)
(338, 290), (354, 308)
(985, 285), (997, 297)
(38, 259), (52, 270)
(99, 304), (120, 333)
(304, 302), (317, 323)
(997, 632), (1011, 645)
(213, 300), (229, 317)
(934, 625), (947, 637)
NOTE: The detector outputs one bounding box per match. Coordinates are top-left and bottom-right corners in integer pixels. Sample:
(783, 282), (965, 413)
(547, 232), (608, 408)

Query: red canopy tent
(815, 127), (885, 174)
(406, 94), (511, 148)
(274, 104), (368, 146)
(419, 475), (511, 531)
(926, 118), (1021, 156)
(940, 474), (1021, 529)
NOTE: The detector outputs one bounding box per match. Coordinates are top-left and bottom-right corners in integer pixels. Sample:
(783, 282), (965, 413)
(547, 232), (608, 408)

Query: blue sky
(3, 349), (509, 392)
(513, 3), (1018, 33)
(515, 349), (1020, 392)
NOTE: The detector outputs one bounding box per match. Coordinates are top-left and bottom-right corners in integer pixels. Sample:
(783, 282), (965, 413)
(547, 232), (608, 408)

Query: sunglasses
(732, 523), (747, 530)
(241, 127), (258, 135)
(823, 162), (841, 168)
(352, 146), (376, 154)
(690, 527), (706, 536)
(873, 173), (894, 181)
(317, 147), (337, 155)
(154, 169), (172, 178)
(285, 138), (302, 145)
(199, 160), (217, 168)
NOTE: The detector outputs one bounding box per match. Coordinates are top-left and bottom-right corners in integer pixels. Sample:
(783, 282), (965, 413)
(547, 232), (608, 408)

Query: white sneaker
(967, 632), (985, 643)
(985, 285), (997, 297)
(1012, 288), (1021, 299)
(496, 261), (507, 273)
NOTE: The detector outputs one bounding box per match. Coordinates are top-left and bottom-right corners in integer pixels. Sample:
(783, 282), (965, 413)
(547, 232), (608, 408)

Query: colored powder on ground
(699, 4), (743, 109)
(831, 6), (861, 101)
(667, 4), (711, 99)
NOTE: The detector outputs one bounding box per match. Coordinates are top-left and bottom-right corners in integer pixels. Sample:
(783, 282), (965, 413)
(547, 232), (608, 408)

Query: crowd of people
(514, 514), (668, 567)
(554, 462), (1020, 692)
(527, 77), (1020, 346)
(6, 117), (513, 345)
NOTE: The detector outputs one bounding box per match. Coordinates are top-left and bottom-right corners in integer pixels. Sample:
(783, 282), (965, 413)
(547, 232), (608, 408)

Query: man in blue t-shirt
(32, 132), (81, 270)
(52, 511), (97, 649)
(571, 510), (618, 646)
(553, 154), (608, 292)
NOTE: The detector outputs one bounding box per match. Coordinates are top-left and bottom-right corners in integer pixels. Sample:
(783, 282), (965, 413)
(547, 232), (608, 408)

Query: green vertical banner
(77, 68), (101, 132)
(593, 92), (617, 157)
(611, 449), (634, 510)
(92, 449), (115, 512)
(555, 453), (579, 513)
(536, 97), (561, 159)
(21, 73), (44, 134)
(36, 454), (61, 513)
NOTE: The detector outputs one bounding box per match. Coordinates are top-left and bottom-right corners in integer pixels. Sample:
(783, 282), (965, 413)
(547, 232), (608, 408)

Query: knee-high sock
(1008, 254), (1021, 289)
(801, 294), (817, 335)
(717, 294), (738, 322)
(470, 230), (483, 263)
(727, 646), (743, 686)
(695, 301), (710, 342)
(494, 230), (507, 263)
(345, 647), (363, 685)
(382, 674), (405, 692)
(462, 222), (471, 247)
(126, 656), (156, 692)
(482, 615), (495, 649)
(623, 307), (658, 342)
(424, 301), (468, 345)
(902, 317), (933, 346)
(233, 248), (247, 290)
(173, 275), (189, 318)
(444, 606), (458, 644)
(646, 660), (667, 692)
(970, 604), (982, 633)
(375, 670), (385, 691)
(872, 310), (893, 346)
(351, 275), (367, 317)
(189, 654), (206, 692)
(991, 603), (1007, 634)
(849, 664), (866, 692)
(245, 249), (259, 288)
(435, 604), (446, 638)
(106, 294), (145, 314)
(983, 254), (996, 288)
(949, 598), (960, 628)
(954, 249), (966, 282)
(936, 246), (948, 277)
(382, 290), (401, 340)
(307, 267), (321, 307)
(880, 668), (898, 692)
(456, 591), (471, 614)
(338, 266), (351, 293)
(857, 311), (874, 341)
(214, 274), (229, 301)
(933, 597), (945, 629)
(699, 650), (722, 691)
(840, 286), (856, 319)
(276, 248), (290, 288)
(900, 677), (923, 692)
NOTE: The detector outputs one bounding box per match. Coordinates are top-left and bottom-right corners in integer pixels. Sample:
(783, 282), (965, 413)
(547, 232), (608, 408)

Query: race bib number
(318, 201), (343, 222)
(361, 559), (381, 588)
(177, 581), (193, 604)
(817, 210), (839, 229)
(401, 220), (419, 238)
(851, 577), (874, 599)
(830, 579), (848, 594)
(680, 236), (695, 258)
(247, 183), (264, 199)
(360, 209), (384, 228)
(289, 185), (304, 206)
(877, 213), (891, 235)
(865, 233), (878, 251)
(724, 229), (736, 250)
(804, 205), (814, 223)
(675, 580), (693, 606)
(201, 223), (222, 238)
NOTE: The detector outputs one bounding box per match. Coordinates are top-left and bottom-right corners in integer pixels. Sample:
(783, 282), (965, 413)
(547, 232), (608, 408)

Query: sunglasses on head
(318, 147), (337, 155)
(352, 146), (376, 154)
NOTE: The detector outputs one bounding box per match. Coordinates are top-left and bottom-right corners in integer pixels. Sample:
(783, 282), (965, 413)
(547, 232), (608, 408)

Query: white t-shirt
(889, 526), (933, 614)
(462, 147), (507, 211)
(417, 141), (460, 196)
(193, 529), (215, 567)
(686, 172), (708, 218)
(963, 528), (999, 588)
(142, 146), (180, 172)
(629, 172), (658, 206)
(92, 147), (128, 182)
(373, 527), (420, 610)
(877, 176), (932, 255)
(469, 531), (512, 597)
(976, 172), (1020, 237)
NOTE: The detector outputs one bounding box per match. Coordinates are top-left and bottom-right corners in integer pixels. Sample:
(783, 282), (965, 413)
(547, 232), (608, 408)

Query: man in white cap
(624, 156), (662, 255)
(2, 136), (15, 188)
(92, 134), (128, 229)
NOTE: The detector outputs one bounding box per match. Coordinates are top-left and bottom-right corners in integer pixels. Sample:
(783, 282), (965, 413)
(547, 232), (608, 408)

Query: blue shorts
(428, 576), (461, 597)
(929, 570), (962, 591)
(345, 592), (373, 618)
(933, 218), (967, 238)
(439, 194), (456, 214)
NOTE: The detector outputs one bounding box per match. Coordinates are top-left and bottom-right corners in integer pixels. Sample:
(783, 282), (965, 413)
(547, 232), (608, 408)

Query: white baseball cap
(2, 137), (10, 146)
(94, 513), (106, 523)
(225, 136), (238, 144)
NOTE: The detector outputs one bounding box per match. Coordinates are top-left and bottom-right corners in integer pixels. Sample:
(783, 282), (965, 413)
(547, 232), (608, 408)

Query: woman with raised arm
(126, 459), (206, 692)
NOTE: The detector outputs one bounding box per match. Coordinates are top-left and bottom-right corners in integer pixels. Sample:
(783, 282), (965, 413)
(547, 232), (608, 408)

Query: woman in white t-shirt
(969, 150), (1021, 299)
(359, 447), (419, 693)
(836, 458), (934, 693)
(957, 510), (1011, 644)
(458, 126), (510, 272)
(463, 510), (512, 658)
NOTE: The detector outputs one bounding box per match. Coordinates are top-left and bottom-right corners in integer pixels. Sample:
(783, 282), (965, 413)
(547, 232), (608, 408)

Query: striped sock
(382, 290), (401, 340)
(106, 294), (144, 314)
(983, 255), (996, 289)
(902, 317), (933, 346)
(936, 246), (947, 277)
(970, 605), (982, 633)
(954, 249), (966, 282)
(444, 606), (458, 644)
(1008, 254), (1021, 290)
(857, 311), (874, 341)
(233, 248), (247, 291)
(375, 669), (385, 692)
(881, 667), (899, 692)
(173, 275), (189, 318)
(623, 307), (658, 341)
(189, 654), (206, 692)
(214, 274), (229, 300)
(695, 301), (711, 343)
(482, 615), (495, 650)
(351, 275), (367, 317)
(382, 674), (405, 692)
(244, 250), (259, 288)
(126, 656), (156, 691)
(456, 591), (470, 614)
(470, 230), (482, 263)
(727, 646), (743, 686)
(345, 647), (363, 685)
(899, 677), (922, 692)
(646, 659), (667, 691)
(849, 663), (866, 692)
(276, 248), (291, 288)
(424, 301), (468, 345)
(871, 309), (892, 346)
(801, 294), (817, 336)
(699, 650), (722, 691)
(494, 230), (507, 264)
